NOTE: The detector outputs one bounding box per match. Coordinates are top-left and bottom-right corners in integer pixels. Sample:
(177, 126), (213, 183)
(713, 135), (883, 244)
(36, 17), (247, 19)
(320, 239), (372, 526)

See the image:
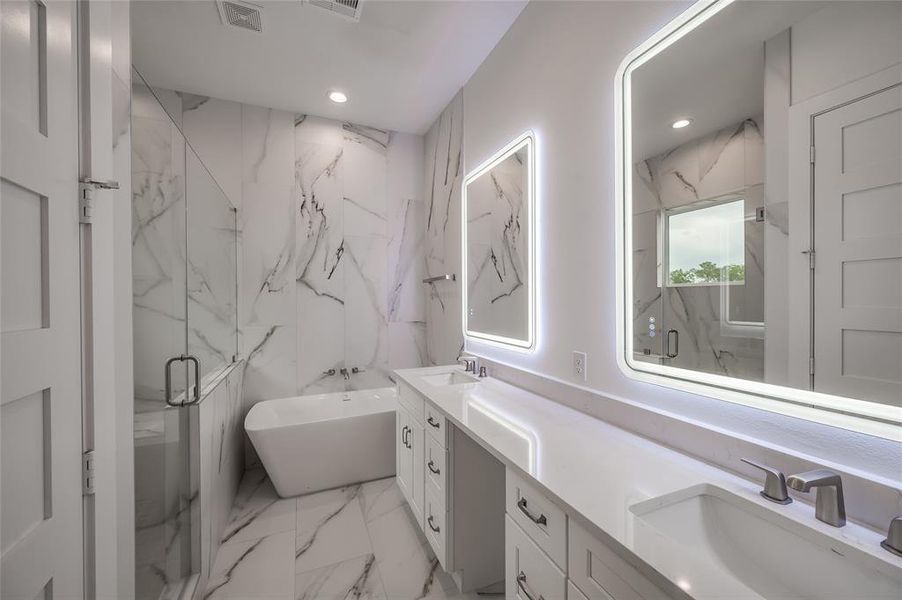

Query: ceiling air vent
(217, 0), (263, 32)
(306, 0), (363, 22)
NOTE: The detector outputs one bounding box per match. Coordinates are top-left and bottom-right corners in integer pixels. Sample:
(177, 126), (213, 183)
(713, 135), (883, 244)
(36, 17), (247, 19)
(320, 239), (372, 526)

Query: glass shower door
(131, 75), (198, 600)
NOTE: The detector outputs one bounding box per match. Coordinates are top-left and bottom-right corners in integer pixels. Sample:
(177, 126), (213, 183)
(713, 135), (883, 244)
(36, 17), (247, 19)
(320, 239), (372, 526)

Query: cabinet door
(409, 418), (426, 525)
(396, 408), (413, 504)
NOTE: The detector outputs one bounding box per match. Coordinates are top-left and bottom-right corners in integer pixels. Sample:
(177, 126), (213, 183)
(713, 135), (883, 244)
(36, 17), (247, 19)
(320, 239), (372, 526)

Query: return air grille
(217, 1), (263, 32)
(307, 0), (363, 22)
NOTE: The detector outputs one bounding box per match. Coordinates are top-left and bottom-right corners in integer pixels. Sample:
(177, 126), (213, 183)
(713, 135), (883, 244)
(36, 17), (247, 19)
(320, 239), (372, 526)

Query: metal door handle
(427, 416), (440, 429)
(427, 515), (440, 533)
(517, 497), (547, 526)
(428, 460), (440, 475)
(516, 572), (543, 600)
(165, 354), (201, 406)
(666, 329), (679, 358)
(401, 425), (408, 445)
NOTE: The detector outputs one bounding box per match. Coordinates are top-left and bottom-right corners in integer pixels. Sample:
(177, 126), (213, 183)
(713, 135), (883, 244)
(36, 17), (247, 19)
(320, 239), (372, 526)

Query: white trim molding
(462, 130), (537, 350)
(614, 0), (902, 439)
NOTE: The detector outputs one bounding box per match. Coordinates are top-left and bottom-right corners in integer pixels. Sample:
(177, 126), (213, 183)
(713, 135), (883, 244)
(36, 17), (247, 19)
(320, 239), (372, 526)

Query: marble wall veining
(162, 92), (428, 437)
(632, 117), (766, 381)
(424, 91), (465, 365)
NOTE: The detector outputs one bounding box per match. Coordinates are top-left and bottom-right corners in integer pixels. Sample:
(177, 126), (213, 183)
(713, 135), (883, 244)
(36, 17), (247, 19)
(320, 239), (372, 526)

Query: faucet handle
(881, 516), (902, 557)
(741, 458), (792, 505)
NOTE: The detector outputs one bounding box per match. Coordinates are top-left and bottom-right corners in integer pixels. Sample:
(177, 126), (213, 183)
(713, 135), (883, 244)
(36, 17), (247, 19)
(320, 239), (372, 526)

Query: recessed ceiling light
(671, 118), (692, 129)
(328, 90), (348, 104)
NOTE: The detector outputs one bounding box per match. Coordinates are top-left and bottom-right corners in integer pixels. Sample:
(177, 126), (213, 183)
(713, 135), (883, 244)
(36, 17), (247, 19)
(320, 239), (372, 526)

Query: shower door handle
(165, 354), (202, 406)
(666, 329), (679, 359)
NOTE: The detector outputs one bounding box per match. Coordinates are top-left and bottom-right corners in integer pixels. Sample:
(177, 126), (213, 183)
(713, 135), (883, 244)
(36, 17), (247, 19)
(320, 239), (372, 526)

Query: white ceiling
(130, 0), (526, 134)
(631, 1), (826, 160)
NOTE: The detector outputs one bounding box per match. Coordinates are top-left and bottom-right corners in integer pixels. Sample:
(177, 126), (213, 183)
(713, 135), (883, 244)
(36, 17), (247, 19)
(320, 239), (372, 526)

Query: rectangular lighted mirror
(463, 132), (535, 349)
(618, 0), (902, 435)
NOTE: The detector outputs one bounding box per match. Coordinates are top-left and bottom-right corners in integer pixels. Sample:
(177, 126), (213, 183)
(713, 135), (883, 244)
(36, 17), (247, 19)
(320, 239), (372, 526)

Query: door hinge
(809, 356), (815, 376)
(802, 248), (815, 269)
(78, 178), (120, 224)
(809, 145), (816, 164)
(82, 450), (96, 496)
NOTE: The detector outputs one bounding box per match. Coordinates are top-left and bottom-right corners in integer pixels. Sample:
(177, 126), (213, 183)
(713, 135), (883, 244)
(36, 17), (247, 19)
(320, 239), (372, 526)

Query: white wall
(453, 1), (901, 482)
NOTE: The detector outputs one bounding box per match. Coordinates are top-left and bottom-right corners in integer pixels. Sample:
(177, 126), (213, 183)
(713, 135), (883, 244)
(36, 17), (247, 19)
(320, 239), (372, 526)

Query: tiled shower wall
(156, 92), (428, 409)
(424, 91), (465, 365)
(632, 117), (766, 381)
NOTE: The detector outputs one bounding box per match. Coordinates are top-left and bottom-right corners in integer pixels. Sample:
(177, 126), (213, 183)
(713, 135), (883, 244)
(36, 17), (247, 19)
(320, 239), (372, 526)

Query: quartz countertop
(393, 365), (902, 600)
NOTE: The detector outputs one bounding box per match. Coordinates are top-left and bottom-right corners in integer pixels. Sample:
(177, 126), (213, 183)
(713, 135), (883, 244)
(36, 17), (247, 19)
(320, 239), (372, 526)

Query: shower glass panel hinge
(809, 145), (816, 164)
(82, 450), (96, 496)
(809, 357), (815, 376)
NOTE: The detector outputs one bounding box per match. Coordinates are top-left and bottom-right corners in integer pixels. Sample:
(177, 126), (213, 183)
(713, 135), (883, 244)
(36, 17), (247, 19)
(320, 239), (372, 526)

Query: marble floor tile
(295, 553), (386, 600)
(204, 530), (295, 600)
(221, 469), (297, 544)
(205, 474), (485, 600)
(365, 499), (459, 599)
(295, 484), (374, 574)
(358, 477), (406, 524)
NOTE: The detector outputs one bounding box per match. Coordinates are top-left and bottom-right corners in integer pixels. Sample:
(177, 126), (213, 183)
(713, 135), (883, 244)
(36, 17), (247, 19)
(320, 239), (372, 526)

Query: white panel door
(1, 1), (84, 599)
(813, 84), (902, 406)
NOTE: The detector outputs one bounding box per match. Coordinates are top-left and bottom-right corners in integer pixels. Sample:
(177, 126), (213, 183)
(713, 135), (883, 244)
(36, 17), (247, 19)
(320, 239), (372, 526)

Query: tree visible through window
(666, 198), (745, 286)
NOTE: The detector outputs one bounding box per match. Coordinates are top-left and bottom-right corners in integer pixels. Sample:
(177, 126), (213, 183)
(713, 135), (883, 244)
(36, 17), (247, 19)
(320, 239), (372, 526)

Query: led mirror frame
(614, 0), (902, 438)
(462, 131), (536, 350)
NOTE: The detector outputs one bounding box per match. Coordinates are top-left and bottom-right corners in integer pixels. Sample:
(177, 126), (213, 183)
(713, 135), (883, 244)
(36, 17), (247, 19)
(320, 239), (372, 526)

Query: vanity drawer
(506, 470), (567, 570)
(425, 433), (447, 503)
(506, 516), (566, 600)
(398, 381), (424, 423)
(424, 402), (448, 446)
(424, 487), (448, 568)
(568, 519), (670, 600)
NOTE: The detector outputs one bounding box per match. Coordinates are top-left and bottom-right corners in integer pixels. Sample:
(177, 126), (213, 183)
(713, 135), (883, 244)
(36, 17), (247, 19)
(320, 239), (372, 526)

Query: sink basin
(421, 370), (479, 387)
(630, 484), (902, 599)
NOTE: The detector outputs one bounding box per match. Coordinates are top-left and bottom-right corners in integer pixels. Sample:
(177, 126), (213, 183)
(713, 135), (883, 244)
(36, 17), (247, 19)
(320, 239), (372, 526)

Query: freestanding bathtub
(245, 386), (397, 498)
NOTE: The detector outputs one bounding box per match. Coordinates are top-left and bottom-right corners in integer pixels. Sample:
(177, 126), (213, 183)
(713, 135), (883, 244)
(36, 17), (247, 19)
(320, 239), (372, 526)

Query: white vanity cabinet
(396, 381), (506, 593)
(396, 388), (425, 525)
(505, 469), (674, 600)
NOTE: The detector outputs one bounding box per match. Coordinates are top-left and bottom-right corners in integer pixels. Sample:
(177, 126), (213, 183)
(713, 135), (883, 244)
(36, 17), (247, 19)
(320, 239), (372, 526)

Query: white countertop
(394, 365), (902, 600)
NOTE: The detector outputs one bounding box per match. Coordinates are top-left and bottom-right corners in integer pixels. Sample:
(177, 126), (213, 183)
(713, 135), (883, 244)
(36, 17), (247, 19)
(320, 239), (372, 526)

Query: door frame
(786, 64), (902, 422)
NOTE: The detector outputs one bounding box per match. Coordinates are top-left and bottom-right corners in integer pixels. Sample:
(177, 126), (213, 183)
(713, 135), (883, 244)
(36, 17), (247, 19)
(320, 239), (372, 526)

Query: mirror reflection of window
(665, 198), (745, 287)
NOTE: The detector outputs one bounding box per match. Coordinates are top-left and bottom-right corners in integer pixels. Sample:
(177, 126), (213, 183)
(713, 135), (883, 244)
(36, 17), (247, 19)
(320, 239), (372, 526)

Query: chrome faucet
(457, 355), (477, 374)
(786, 469), (846, 527)
(339, 368), (350, 381)
(741, 458), (792, 505)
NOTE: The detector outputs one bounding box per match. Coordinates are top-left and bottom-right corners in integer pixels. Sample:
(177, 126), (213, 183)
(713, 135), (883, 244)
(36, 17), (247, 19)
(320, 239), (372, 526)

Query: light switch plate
(572, 351), (587, 381)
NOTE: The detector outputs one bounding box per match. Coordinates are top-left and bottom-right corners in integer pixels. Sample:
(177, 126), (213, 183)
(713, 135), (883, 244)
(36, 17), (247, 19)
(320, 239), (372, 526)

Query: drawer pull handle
(517, 497), (547, 526)
(428, 460), (440, 475)
(427, 515), (440, 533)
(427, 416), (441, 429)
(401, 426), (409, 447)
(516, 572), (543, 600)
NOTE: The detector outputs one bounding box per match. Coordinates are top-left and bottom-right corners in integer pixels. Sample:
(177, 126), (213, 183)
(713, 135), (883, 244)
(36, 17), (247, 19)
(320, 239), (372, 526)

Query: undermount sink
(421, 370), (479, 387)
(629, 484), (902, 599)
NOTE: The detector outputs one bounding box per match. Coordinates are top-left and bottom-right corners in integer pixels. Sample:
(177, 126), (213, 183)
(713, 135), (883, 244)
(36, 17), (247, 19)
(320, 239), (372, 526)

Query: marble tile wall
(424, 91), (465, 365)
(164, 91), (428, 441)
(632, 117), (766, 381)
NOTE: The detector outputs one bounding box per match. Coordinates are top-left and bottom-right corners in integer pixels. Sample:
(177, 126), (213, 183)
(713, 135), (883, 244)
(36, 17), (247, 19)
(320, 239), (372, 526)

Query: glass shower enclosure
(131, 71), (238, 600)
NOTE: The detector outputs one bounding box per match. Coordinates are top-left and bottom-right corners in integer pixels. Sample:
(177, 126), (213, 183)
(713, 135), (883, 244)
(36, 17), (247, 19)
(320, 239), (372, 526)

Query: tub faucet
(339, 368), (350, 381)
(786, 469), (846, 527)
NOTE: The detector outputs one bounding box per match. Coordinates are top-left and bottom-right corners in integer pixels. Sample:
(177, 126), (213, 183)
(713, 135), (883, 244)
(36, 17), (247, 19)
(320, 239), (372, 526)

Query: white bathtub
(245, 387), (397, 498)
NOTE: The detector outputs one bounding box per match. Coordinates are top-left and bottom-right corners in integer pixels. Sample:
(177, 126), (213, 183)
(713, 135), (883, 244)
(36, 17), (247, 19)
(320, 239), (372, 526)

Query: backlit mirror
(620, 0), (902, 427)
(464, 133), (535, 348)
